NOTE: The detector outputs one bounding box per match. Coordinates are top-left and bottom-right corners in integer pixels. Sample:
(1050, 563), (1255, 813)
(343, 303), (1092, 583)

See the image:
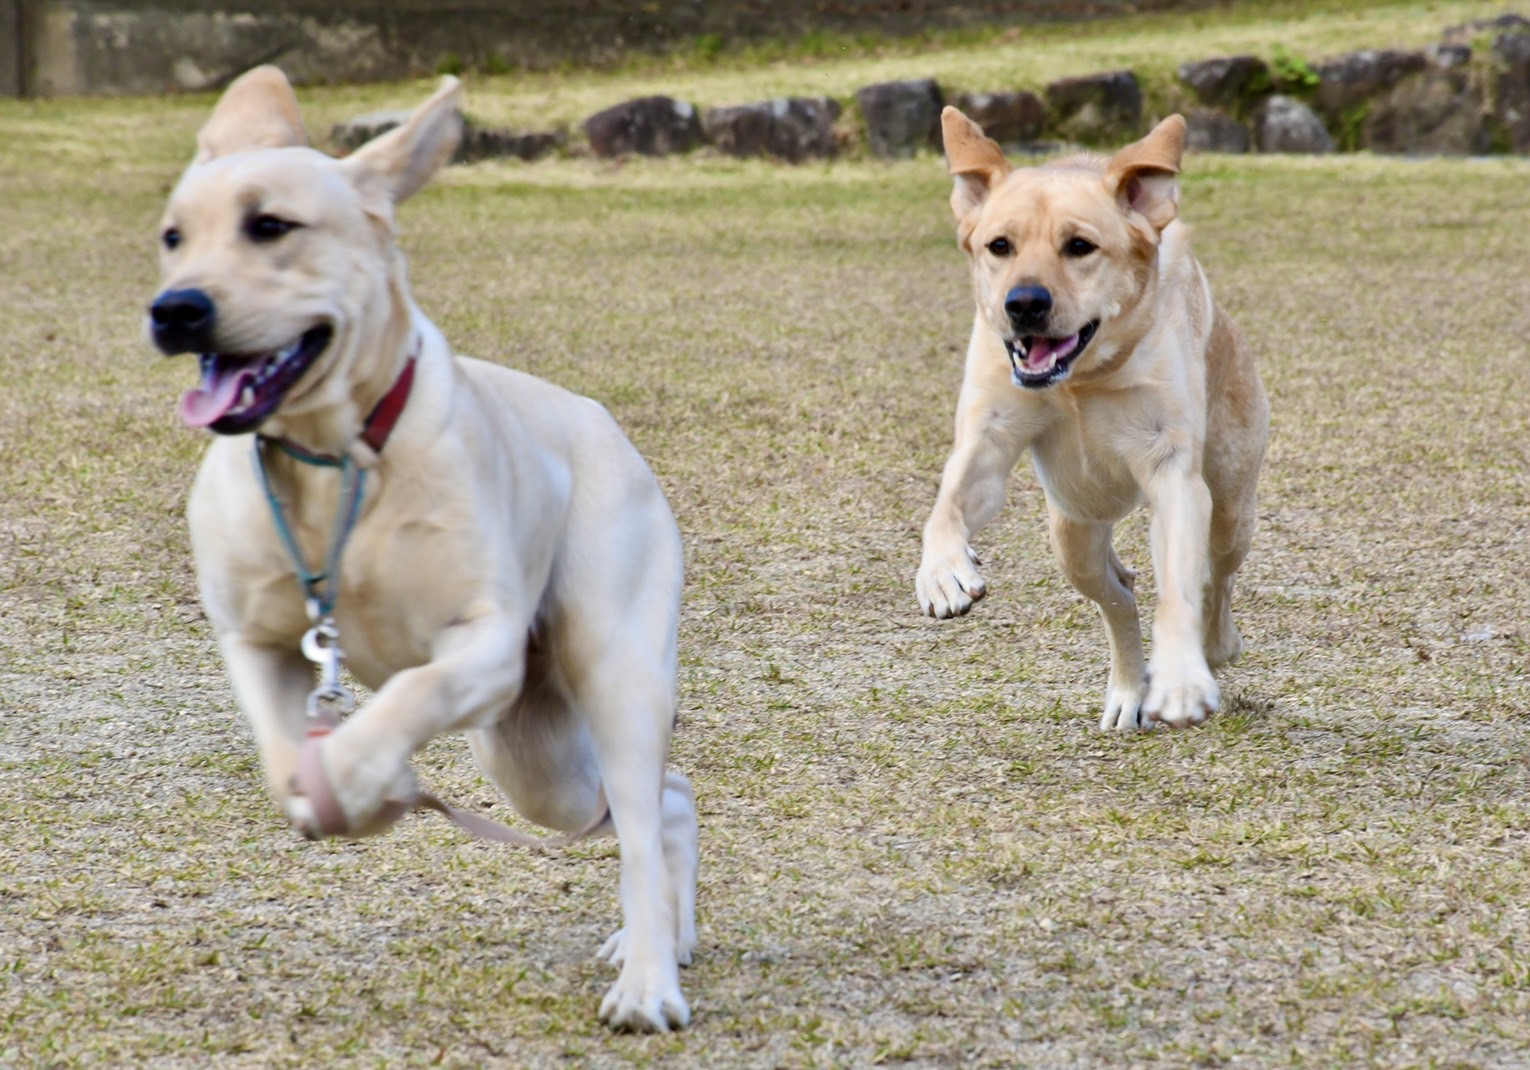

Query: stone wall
(6, 0), (1205, 98)
(326, 13), (1530, 166)
(15, 1), (1530, 161)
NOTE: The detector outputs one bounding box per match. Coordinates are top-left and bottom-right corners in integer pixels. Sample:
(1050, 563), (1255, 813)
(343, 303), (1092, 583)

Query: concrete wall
(5, 0), (1209, 97)
(2, 0), (24, 95)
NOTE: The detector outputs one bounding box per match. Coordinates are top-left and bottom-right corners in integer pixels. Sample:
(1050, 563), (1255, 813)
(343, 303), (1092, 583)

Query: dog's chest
(1029, 418), (1143, 522)
(229, 500), (490, 688)
(329, 620), (426, 692)
(323, 520), (492, 687)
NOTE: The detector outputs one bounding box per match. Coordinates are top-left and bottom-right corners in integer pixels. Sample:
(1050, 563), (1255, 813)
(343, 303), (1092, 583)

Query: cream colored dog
(917, 108), (1269, 731)
(147, 68), (697, 1031)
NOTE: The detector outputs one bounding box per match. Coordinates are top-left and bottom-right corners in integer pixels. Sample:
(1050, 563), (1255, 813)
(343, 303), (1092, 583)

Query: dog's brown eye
(162, 228), (181, 251)
(986, 237), (1013, 257)
(246, 214), (298, 243)
(1064, 237), (1097, 258)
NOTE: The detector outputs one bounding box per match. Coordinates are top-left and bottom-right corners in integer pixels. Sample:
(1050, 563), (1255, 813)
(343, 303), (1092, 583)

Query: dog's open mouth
(1005, 321), (1099, 389)
(179, 326), (333, 434)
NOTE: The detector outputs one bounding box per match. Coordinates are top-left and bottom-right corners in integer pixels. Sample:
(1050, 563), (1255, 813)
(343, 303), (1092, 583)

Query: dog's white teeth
(278, 339), (302, 361)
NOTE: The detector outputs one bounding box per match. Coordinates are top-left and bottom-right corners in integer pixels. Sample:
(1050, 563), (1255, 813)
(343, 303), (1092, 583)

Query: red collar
(263, 347), (419, 466)
(360, 354), (416, 454)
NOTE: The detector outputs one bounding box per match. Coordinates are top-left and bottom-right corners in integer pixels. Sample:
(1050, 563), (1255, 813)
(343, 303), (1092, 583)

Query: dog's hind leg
(1203, 481), (1258, 669)
(1202, 315), (1269, 671)
(465, 651), (606, 835)
(468, 651), (698, 970)
(1047, 509), (1150, 731)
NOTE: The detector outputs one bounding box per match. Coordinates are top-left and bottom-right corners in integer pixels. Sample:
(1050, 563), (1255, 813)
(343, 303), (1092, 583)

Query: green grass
(3, 1), (1530, 1067)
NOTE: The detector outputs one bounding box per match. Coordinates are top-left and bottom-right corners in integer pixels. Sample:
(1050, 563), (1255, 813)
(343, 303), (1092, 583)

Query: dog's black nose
(149, 288), (216, 355)
(1004, 286), (1052, 330)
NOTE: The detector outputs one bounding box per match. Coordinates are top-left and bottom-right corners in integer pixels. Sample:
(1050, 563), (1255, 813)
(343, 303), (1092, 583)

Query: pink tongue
(179, 367), (254, 428)
(1025, 333), (1080, 370)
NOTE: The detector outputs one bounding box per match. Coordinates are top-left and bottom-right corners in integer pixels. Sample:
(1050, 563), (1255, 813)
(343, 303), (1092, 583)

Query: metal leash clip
(301, 615), (356, 725)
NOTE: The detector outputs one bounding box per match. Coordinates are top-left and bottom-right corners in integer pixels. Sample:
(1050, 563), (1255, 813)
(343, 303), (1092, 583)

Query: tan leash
(294, 722), (610, 846)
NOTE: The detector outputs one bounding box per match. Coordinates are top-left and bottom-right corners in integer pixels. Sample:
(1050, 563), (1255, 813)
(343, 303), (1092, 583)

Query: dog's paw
(597, 928), (626, 966)
(288, 735), (417, 839)
(283, 793), (325, 839)
(916, 544), (987, 618)
(1204, 623), (1245, 669)
(1099, 680), (1152, 732)
(600, 960), (689, 1033)
(677, 920), (696, 968)
(1143, 660), (1219, 728)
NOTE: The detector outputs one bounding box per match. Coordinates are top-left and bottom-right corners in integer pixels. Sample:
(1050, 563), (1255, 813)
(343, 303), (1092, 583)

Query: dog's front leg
(578, 647), (690, 1032)
(1047, 512), (1150, 731)
(296, 617), (525, 835)
(218, 636), (317, 808)
(1138, 456), (1218, 727)
(918, 397), (1036, 618)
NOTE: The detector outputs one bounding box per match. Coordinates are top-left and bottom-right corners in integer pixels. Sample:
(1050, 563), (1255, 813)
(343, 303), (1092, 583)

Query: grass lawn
(2, 2), (1529, 1066)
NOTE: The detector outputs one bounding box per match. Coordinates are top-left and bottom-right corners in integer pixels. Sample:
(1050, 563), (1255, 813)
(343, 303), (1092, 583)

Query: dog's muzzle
(1004, 321), (1099, 389)
(150, 286), (334, 435)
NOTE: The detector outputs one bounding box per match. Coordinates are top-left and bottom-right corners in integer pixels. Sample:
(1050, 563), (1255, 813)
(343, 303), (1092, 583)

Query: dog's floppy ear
(341, 77), (463, 218)
(1104, 114), (1186, 232)
(194, 66), (308, 164)
(942, 106), (1012, 224)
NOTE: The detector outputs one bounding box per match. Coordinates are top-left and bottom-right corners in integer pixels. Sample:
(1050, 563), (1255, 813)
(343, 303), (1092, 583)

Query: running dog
(148, 67), (696, 1031)
(916, 108), (1269, 731)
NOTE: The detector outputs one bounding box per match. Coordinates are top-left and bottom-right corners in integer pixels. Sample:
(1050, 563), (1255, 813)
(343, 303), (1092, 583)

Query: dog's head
(942, 107), (1187, 389)
(148, 67), (462, 436)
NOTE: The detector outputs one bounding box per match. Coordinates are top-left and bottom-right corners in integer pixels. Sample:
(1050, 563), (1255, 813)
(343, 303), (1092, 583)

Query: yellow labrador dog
(917, 108), (1269, 731)
(148, 68), (696, 1031)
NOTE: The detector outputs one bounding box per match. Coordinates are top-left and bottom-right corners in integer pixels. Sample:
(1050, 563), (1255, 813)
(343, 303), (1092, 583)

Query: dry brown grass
(3, 10), (1530, 1067)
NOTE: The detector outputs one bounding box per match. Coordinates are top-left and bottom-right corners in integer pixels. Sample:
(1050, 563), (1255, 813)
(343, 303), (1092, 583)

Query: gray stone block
(1184, 108), (1250, 153)
(331, 110), (409, 153)
(1177, 55), (1269, 113)
(855, 79), (943, 158)
(1045, 69), (1142, 143)
(1441, 13), (1530, 47)
(583, 96), (703, 158)
(701, 97), (841, 162)
(1253, 95), (1335, 154)
(457, 125), (564, 163)
(1362, 60), (1491, 155)
(950, 90), (1046, 145)
(1311, 49), (1429, 126)
(332, 111), (563, 163)
(1427, 43), (1474, 69)
(1495, 32), (1530, 152)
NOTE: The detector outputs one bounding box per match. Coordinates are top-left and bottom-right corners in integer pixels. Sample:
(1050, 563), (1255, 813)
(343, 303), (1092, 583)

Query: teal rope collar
(250, 339), (418, 616)
(252, 438), (367, 621)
